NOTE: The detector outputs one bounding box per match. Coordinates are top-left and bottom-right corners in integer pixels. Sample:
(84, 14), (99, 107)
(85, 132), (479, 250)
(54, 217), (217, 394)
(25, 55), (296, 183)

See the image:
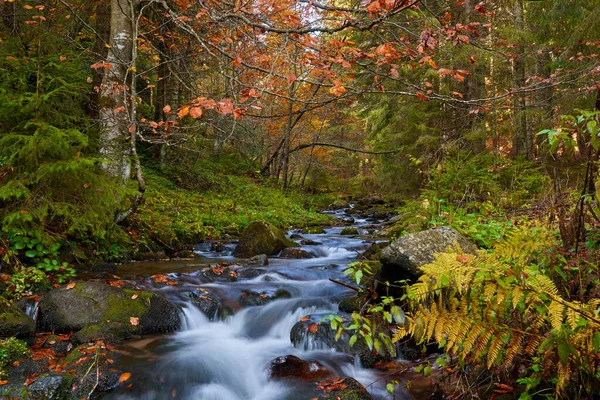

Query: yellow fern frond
(504, 331), (524, 366)
(487, 334), (505, 368)
(548, 301), (565, 330)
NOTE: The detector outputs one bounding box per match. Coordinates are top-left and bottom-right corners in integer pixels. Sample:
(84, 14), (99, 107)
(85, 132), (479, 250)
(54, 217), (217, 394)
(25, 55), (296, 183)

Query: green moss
(104, 293), (150, 321)
(62, 347), (84, 365)
(302, 226), (326, 234)
(340, 227), (359, 235)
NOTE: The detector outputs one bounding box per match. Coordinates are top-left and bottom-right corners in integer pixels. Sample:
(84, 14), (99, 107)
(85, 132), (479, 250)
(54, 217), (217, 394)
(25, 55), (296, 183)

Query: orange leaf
(131, 294), (138, 300)
(66, 283), (76, 290)
(189, 107), (203, 119)
(163, 105), (172, 114)
(286, 74), (296, 84)
(416, 92), (428, 101)
(119, 372), (131, 383)
(177, 106), (190, 118)
(0, 380), (8, 386)
(308, 323), (319, 333)
(456, 254), (469, 263)
(129, 317), (140, 326)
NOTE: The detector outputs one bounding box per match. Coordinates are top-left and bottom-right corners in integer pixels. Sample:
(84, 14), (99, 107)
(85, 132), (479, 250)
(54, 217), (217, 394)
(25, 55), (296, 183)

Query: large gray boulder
(233, 221), (298, 257)
(380, 226), (477, 281)
(0, 296), (35, 338)
(37, 281), (180, 341)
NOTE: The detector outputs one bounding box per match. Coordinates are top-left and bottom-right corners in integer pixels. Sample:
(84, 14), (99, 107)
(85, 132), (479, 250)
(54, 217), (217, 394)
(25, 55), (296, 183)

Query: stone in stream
(379, 226), (478, 282)
(312, 377), (373, 400)
(184, 288), (221, 320)
(289, 233), (304, 239)
(302, 226), (326, 234)
(246, 254), (269, 266)
(290, 313), (389, 368)
(300, 239), (322, 246)
(237, 267), (267, 279)
(269, 355), (332, 381)
(239, 289), (291, 307)
(279, 247), (315, 259)
(37, 281), (180, 342)
(233, 221), (298, 257)
(340, 227), (359, 235)
(0, 296), (35, 338)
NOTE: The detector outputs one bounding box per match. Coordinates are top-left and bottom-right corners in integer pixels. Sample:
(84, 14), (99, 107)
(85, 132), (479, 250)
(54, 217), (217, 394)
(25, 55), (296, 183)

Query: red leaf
(66, 283), (76, 290)
(416, 92), (428, 101)
(308, 323), (319, 333)
(119, 372), (131, 383)
(286, 74), (296, 84)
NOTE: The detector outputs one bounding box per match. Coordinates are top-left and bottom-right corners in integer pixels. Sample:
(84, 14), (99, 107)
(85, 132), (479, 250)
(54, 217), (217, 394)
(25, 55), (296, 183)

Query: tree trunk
(512, 0), (530, 159)
(99, 0), (135, 180)
(88, 0), (111, 119)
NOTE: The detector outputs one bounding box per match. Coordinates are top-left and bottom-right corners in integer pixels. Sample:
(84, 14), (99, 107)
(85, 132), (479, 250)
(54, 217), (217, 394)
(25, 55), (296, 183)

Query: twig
(329, 278), (360, 292)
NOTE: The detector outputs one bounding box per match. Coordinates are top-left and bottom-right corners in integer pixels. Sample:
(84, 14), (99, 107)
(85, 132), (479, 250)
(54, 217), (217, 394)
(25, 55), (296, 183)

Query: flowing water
(100, 210), (418, 400)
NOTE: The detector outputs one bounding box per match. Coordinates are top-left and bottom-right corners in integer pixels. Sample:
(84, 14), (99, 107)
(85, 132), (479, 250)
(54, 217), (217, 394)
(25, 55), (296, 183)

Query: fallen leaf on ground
(129, 317), (139, 326)
(66, 282), (76, 290)
(119, 372), (131, 383)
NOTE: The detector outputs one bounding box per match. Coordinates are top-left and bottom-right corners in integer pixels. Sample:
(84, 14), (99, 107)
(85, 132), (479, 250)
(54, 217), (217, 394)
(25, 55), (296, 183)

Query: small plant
(6, 231), (76, 283)
(0, 338), (31, 379)
(7, 267), (49, 300)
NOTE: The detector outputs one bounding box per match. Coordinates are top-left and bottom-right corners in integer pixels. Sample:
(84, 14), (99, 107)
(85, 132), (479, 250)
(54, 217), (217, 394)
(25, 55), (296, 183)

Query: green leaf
(25, 250), (37, 258)
(557, 338), (571, 365)
(14, 242), (25, 250)
(386, 383), (395, 394)
(423, 366), (432, 377)
(364, 335), (373, 350)
(374, 339), (386, 356)
(390, 306), (405, 324)
(518, 393), (532, 400)
(355, 270), (363, 284)
(349, 334), (357, 348)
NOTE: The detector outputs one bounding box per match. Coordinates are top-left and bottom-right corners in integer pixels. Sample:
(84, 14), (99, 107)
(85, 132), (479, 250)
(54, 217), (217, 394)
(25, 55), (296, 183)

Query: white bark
(99, 0), (135, 180)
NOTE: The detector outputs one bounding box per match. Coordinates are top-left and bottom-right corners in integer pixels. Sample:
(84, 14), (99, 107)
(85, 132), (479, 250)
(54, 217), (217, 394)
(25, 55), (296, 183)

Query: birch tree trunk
(99, 0), (135, 180)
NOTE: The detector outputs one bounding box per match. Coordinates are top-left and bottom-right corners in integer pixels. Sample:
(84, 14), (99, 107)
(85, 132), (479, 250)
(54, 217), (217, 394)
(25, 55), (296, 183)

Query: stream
(98, 210), (421, 400)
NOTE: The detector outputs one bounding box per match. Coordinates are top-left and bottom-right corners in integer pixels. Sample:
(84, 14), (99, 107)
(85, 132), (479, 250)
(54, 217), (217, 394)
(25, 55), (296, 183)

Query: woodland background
(1, 0), (600, 398)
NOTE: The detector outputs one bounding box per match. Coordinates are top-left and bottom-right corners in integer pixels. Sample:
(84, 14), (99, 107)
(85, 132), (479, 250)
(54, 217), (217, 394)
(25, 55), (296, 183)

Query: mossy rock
(338, 296), (364, 313)
(233, 221), (298, 257)
(340, 227), (359, 235)
(313, 377), (373, 400)
(37, 282), (180, 337)
(0, 296), (35, 338)
(302, 226), (326, 234)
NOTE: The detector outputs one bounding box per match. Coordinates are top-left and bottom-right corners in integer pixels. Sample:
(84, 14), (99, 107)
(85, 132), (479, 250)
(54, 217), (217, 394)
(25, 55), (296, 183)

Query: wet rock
(338, 296), (363, 313)
(269, 355), (332, 381)
(329, 200), (350, 209)
(202, 264), (238, 282)
(300, 239), (322, 246)
(26, 373), (75, 400)
(71, 321), (139, 345)
(247, 254), (269, 266)
(312, 377), (373, 400)
(187, 288), (220, 319)
(290, 314), (388, 368)
(289, 233), (304, 239)
(90, 263), (117, 273)
(340, 217), (355, 226)
(237, 268), (266, 279)
(233, 221), (298, 257)
(361, 242), (390, 260)
(302, 226), (326, 234)
(380, 226), (478, 281)
(37, 282), (180, 338)
(0, 296), (35, 338)
(240, 289), (291, 307)
(279, 248), (314, 259)
(340, 227), (359, 236)
(210, 242), (227, 253)
(174, 250), (196, 258)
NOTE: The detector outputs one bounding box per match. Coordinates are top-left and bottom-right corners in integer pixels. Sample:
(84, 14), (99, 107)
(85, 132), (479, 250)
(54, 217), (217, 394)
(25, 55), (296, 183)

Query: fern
(395, 224), (600, 398)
